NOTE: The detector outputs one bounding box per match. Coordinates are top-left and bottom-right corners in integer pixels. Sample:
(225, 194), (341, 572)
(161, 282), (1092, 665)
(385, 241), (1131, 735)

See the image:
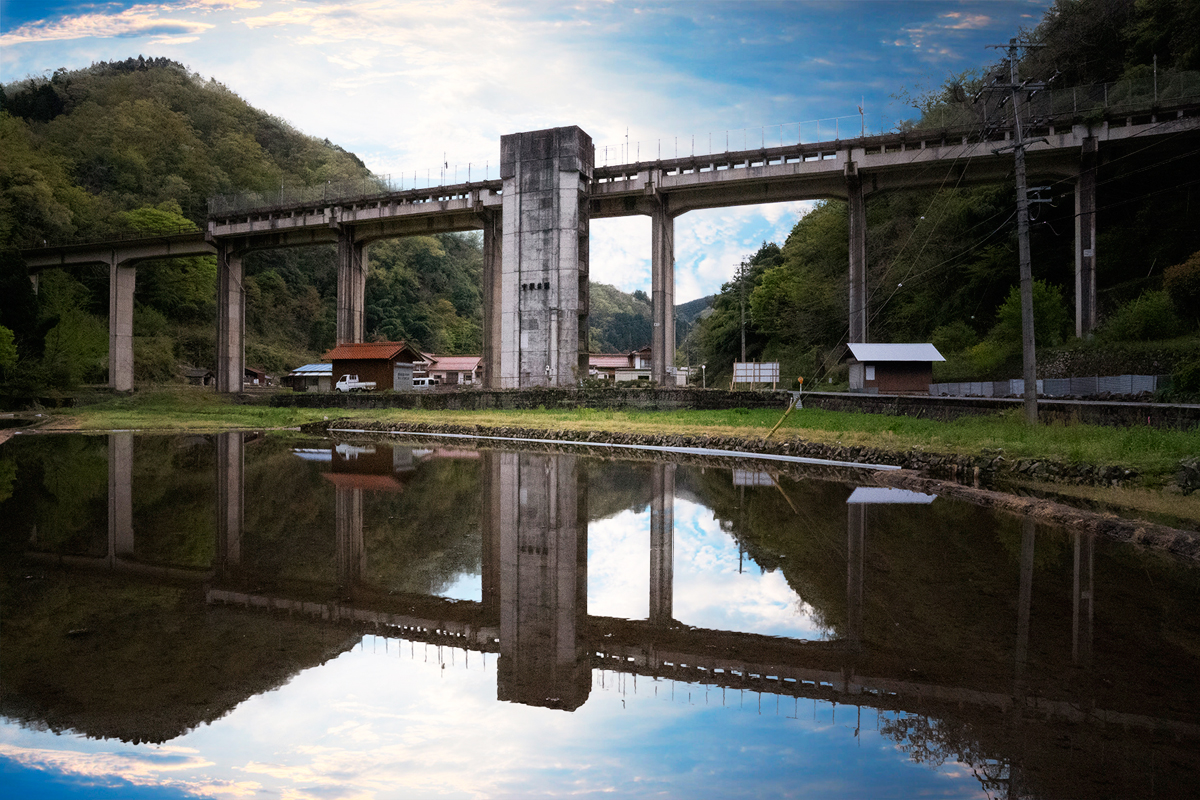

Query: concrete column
(650, 197), (676, 386)
(480, 450), (503, 622)
(336, 228), (367, 344)
(215, 244), (245, 394)
(335, 486), (365, 590)
(108, 258), (136, 392)
(215, 431), (244, 573)
(108, 432), (134, 563)
(481, 210), (504, 389)
(1072, 530), (1094, 667)
(847, 172), (868, 344)
(649, 461), (675, 625)
(1075, 137), (1099, 338)
(846, 502), (865, 646)
(496, 451), (590, 710)
(499, 126), (594, 387)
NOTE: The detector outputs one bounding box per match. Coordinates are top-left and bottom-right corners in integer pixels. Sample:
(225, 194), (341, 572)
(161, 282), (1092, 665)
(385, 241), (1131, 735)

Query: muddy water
(1, 432), (1198, 799)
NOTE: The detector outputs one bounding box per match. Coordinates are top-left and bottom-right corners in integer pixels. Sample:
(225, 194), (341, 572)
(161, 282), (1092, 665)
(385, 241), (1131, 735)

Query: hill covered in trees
(693, 0), (1200, 389)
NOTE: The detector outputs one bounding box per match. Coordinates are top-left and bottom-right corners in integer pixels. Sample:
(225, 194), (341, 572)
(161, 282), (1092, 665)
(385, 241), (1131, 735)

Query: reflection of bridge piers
(216, 431), (244, 575)
(649, 462), (675, 626)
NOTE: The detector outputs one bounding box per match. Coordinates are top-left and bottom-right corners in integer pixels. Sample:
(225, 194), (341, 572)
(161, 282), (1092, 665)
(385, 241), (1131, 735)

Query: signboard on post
(732, 362), (780, 389)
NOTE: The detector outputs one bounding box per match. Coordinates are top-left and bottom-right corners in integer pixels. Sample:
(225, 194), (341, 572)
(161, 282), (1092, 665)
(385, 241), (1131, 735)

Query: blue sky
(0, 1), (1053, 301)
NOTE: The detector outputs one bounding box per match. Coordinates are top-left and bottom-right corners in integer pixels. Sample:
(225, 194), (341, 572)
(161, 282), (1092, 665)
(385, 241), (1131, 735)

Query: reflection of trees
(362, 457), (481, 596)
(584, 460), (653, 522)
(0, 434), (107, 556)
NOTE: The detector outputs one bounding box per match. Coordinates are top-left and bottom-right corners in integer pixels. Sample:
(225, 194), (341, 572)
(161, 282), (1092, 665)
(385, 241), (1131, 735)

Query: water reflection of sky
(1, 635), (988, 799)
(588, 498), (826, 639)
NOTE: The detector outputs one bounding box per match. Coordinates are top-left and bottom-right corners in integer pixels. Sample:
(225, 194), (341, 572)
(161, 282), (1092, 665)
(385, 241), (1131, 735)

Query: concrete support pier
(650, 199), (676, 386)
(336, 228), (367, 344)
(649, 462), (675, 625)
(108, 260), (136, 392)
(846, 172), (868, 344)
(108, 432), (134, 562)
(481, 210), (504, 389)
(336, 486), (365, 591)
(216, 431), (244, 574)
(500, 127), (594, 387)
(1075, 135), (1099, 338)
(496, 451), (590, 710)
(216, 244), (245, 394)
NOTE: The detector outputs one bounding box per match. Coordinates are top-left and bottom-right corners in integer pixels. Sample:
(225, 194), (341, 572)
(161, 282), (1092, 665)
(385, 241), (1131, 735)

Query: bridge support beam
(482, 211), (503, 389)
(336, 229), (367, 344)
(847, 172), (868, 344)
(649, 462), (675, 625)
(216, 245), (245, 393)
(650, 199), (676, 386)
(108, 432), (134, 563)
(500, 126), (593, 387)
(108, 259), (136, 392)
(1075, 137), (1099, 338)
(336, 486), (365, 591)
(216, 431), (244, 574)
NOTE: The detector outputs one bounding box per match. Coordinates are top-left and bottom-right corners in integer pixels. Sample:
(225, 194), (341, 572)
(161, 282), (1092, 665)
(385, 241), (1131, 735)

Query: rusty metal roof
(322, 341), (420, 361)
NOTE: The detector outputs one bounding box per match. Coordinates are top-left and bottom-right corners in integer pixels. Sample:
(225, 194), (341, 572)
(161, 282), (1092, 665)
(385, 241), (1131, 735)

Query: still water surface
(1, 432), (1198, 799)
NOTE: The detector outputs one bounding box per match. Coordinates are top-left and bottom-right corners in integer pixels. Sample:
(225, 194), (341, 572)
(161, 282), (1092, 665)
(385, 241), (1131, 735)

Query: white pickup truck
(335, 374), (376, 393)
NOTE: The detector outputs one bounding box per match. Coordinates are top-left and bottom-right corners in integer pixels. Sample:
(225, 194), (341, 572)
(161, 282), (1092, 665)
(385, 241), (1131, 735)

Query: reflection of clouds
(588, 509), (650, 620)
(672, 500), (825, 639)
(0, 742), (259, 797)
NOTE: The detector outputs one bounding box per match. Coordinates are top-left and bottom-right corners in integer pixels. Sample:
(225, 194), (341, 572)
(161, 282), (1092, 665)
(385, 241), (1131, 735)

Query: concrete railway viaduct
(20, 105), (1200, 393)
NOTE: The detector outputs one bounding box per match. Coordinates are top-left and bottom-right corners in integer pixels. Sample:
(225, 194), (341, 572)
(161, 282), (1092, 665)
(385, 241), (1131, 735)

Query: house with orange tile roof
(321, 341), (426, 391)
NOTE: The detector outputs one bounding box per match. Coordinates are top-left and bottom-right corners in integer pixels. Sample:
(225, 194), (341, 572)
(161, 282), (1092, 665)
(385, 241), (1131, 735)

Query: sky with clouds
(0, 0), (1052, 301)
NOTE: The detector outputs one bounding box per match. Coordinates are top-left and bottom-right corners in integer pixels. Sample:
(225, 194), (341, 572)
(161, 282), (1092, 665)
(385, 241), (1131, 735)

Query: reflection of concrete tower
(492, 451), (590, 710)
(649, 462), (675, 626)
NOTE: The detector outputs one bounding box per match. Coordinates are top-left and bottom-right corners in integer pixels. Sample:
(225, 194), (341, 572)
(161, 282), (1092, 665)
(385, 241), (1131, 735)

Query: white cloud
(0, 743), (260, 798)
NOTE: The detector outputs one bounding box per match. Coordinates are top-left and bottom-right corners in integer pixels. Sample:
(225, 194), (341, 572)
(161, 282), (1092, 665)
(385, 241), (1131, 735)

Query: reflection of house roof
(321, 473), (406, 492)
(427, 355), (481, 372)
(322, 341), (420, 361)
(590, 354), (632, 369)
(846, 343), (944, 362)
(288, 363), (332, 376)
(429, 449), (481, 460)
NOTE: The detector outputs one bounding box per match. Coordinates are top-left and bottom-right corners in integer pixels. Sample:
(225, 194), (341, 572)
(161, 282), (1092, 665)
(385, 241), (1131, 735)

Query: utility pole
(739, 260), (748, 364)
(984, 38), (1046, 425)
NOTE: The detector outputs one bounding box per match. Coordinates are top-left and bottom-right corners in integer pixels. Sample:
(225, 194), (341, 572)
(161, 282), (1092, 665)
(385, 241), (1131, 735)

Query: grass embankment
(42, 388), (1200, 482)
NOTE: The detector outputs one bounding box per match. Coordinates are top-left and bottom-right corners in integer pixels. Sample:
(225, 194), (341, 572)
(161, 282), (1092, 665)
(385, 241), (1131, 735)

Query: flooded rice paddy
(1, 432), (1198, 799)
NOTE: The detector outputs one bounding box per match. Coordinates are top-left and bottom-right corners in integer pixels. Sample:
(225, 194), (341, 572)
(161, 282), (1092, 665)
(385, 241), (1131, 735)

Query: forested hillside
(0, 57), (494, 388)
(694, 0), (1200, 389)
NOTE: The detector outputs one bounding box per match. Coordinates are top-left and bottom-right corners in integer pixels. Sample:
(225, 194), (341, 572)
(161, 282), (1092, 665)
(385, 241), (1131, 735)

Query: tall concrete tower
(499, 127), (593, 387)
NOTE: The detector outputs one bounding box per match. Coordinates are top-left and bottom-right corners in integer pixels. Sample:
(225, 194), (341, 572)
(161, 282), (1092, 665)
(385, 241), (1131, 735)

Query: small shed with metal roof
(282, 363), (333, 393)
(321, 341), (426, 391)
(847, 343), (944, 394)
